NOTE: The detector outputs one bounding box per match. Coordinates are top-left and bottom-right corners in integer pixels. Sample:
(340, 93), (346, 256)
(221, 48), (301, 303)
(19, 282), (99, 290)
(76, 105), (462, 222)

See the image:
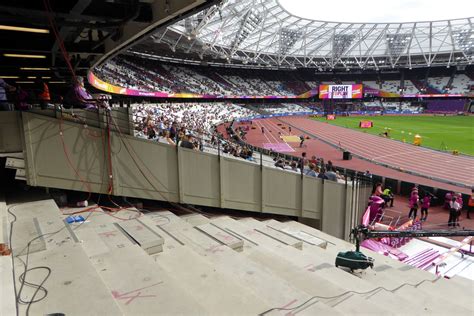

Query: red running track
(237, 117), (473, 193)
(281, 116), (473, 188)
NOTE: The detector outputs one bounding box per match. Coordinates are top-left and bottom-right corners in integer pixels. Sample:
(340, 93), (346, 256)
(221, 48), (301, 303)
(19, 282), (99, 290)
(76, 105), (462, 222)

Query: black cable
(258, 277), (436, 315)
(7, 205), (20, 316)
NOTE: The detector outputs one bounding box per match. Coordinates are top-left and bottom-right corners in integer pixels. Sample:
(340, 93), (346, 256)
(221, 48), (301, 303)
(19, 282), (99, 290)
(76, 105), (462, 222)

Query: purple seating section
(425, 99), (466, 113)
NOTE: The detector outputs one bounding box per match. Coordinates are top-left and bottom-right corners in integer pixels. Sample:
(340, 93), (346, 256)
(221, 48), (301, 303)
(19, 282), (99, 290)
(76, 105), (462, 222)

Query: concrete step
(263, 219), (328, 248)
(73, 223), (136, 257)
(234, 217), (432, 315)
(0, 256), (16, 316)
(281, 220), (474, 314)
(116, 218), (164, 255)
(195, 222), (244, 251)
(285, 220), (353, 248)
(9, 201), (79, 257)
(153, 245), (270, 315)
(291, 222), (474, 310)
(0, 196), (7, 247)
(239, 218), (303, 249)
(215, 217), (397, 315)
(166, 219), (341, 315)
(180, 213), (210, 226)
(89, 244), (207, 315)
(145, 210), (194, 232)
(14, 244), (122, 316)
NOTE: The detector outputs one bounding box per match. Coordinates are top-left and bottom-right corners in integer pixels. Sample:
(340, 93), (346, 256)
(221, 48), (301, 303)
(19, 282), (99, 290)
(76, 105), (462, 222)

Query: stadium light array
(20, 67), (50, 70)
(4, 53), (46, 59)
(0, 25), (49, 34)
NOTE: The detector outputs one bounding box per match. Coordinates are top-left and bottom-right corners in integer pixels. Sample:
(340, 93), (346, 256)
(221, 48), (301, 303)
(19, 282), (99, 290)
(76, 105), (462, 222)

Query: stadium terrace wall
(0, 111), (367, 240)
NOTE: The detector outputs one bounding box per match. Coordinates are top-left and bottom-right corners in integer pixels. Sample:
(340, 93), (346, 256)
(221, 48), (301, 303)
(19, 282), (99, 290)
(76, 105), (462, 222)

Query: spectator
(64, 76), (96, 109)
(0, 78), (16, 111)
(36, 79), (51, 109)
(162, 130), (175, 146)
(274, 159), (285, 169)
(420, 194), (431, 221)
(324, 166), (338, 181)
(363, 170), (372, 179)
(381, 186), (394, 207)
(15, 86), (30, 111)
(467, 188), (473, 220)
(444, 191), (453, 209)
(449, 197), (461, 227)
(408, 190), (420, 219)
(305, 163), (318, 177)
(180, 133), (196, 150)
(373, 182), (383, 196)
(290, 161), (300, 173)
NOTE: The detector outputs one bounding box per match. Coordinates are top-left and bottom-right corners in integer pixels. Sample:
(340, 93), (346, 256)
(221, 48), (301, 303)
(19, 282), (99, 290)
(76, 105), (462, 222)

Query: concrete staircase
(3, 197), (474, 315)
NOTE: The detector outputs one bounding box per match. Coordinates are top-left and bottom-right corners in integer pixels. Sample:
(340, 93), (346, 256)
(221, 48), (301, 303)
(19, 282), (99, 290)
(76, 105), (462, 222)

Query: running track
(281, 116), (473, 188)
(233, 117), (473, 193)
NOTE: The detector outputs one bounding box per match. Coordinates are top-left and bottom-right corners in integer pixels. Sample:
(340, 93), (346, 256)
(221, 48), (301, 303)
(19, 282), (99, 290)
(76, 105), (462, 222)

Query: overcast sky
(278, 0), (474, 23)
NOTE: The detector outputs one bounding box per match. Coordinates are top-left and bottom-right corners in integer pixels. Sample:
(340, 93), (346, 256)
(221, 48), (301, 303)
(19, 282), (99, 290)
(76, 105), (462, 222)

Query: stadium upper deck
(130, 0), (473, 70)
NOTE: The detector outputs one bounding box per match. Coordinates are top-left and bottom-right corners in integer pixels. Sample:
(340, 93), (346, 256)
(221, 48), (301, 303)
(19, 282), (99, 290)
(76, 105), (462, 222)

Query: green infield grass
(311, 115), (474, 155)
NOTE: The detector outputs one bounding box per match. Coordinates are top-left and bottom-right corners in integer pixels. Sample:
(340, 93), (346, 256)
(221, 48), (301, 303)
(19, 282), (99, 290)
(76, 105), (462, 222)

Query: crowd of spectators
(0, 76), (107, 111)
(272, 153), (347, 182)
(0, 78), (54, 111)
(94, 55), (313, 97)
(132, 102), (260, 161)
(94, 55), (473, 98)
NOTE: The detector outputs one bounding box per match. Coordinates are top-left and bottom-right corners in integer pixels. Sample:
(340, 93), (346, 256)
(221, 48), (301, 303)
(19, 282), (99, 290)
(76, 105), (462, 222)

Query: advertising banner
(319, 84), (363, 99)
(359, 120), (373, 128)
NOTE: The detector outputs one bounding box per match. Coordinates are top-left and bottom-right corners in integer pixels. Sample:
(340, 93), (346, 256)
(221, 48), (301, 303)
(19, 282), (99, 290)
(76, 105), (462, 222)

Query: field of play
(312, 115), (474, 155)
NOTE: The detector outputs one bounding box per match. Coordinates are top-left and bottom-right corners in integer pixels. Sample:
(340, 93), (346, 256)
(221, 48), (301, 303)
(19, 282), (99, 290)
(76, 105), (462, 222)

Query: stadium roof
(131, 0), (473, 70)
(280, 0), (473, 24)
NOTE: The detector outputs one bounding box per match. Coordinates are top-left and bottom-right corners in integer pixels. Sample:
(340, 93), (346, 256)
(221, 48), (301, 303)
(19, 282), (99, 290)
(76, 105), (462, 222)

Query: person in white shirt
(449, 197), (461, 227)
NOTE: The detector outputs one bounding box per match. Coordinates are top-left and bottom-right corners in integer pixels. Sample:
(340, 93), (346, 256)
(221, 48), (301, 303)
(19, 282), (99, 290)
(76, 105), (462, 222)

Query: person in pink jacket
(420, 195), (431, 222)
(408, 191), (419, 219)
(368, 195), (385, 224)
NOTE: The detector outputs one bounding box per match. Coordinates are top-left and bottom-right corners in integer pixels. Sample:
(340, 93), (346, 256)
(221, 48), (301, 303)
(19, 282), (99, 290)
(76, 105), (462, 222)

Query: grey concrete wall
(178, 148), (220, 207)
(262, 167), (302, 217)
(0, 112), (22, 153)
(302, 176), (324, 219)
(16, 111), (356, 239)
(21, 112), (109, 193)
(220, 157), (262, 212)
(322, 181), (348, 239)
(113, 134), (180, 202)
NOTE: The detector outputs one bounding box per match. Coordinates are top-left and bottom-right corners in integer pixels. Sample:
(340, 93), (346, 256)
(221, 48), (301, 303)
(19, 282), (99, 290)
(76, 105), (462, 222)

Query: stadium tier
(1, 0), (473, 315)
(91, 55), (474, 98)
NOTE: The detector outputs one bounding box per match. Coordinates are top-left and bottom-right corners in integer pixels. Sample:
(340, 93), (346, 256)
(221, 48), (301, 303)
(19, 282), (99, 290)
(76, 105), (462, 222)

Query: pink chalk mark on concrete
(135, 225), (144, 231)
(111, 282), (163, 305)
(303, 264), (317, 272)
(205, 244), (225, 254)
(216, 231), (236, 242)
(99, 231), (117, 238)
(279, 299), (298, 316)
